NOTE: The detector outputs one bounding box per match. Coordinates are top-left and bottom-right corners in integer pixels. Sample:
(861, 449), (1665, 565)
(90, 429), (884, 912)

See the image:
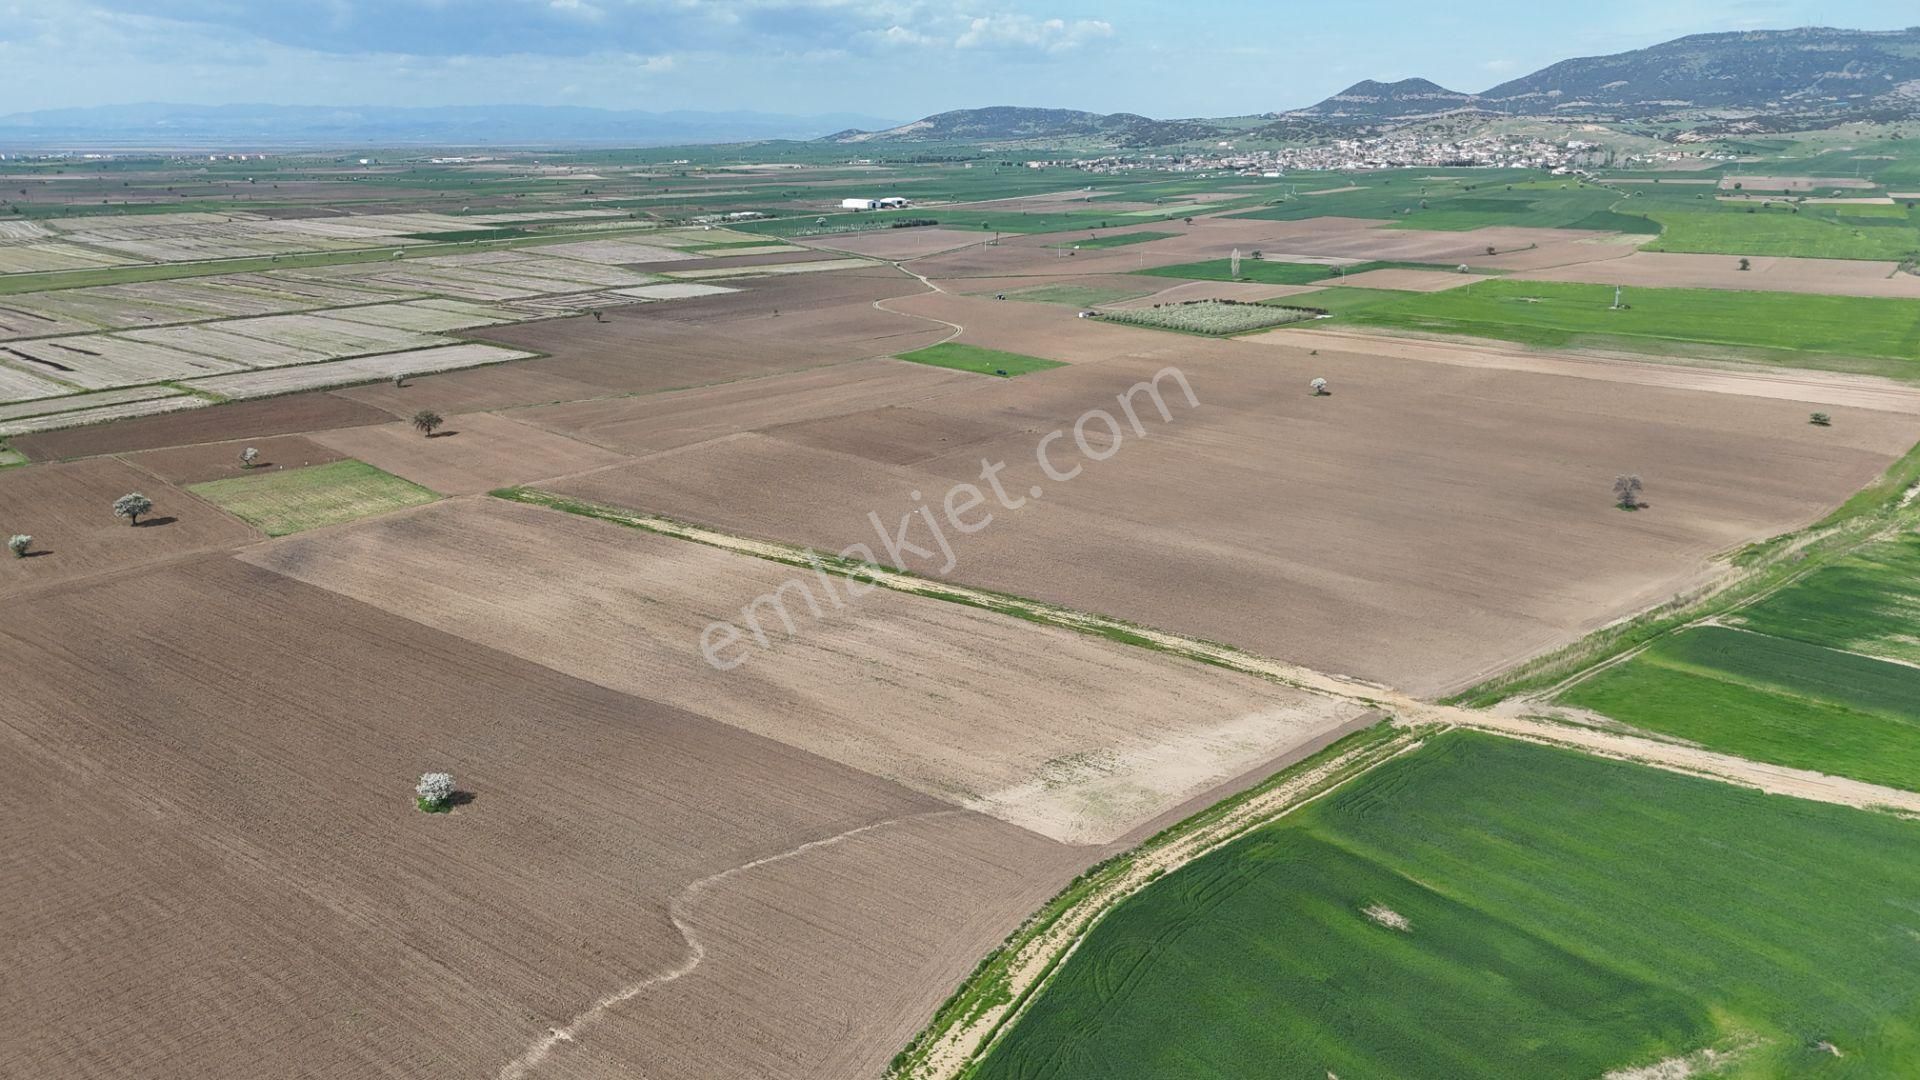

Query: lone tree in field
(411, 410), (444, 438)
(415, 771), (456, 813)
(392, 373), (406, 389)
(1310, 377), (1330, 397)
(113, 492), (153, 526)
(1738, 257), (1752, 271)
(1810, 412), (1832, 427)
(8, 534), (30, 558)
(1613, 474), (1644, 511)
(238, 446), (259, 469)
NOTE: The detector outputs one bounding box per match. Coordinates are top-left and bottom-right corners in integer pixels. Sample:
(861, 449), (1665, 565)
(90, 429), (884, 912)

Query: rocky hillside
(1287, 78), (1478, 123)
(825, 106), (1223, 147)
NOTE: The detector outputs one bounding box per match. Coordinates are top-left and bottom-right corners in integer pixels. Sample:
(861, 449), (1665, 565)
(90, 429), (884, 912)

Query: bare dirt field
(12, 393), (392, 461)
(1510, 250), (1920, 298)
(1, 555), (1081, 1079)
(512, 358), (981, 455)
(800, 228), (986, 259)
(241, 497), (1366, 843)
(543, 338), (1918, 697)
(0, 457), (257, 596)
(1717, 175), (1877, 191)
(310, 412), (632, 494)
(1325, 267), (1483, 292)
(126, 434), (349, 485)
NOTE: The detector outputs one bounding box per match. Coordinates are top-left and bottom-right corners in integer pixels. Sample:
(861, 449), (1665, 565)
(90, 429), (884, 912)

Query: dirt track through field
(529, 496), (1920, 817)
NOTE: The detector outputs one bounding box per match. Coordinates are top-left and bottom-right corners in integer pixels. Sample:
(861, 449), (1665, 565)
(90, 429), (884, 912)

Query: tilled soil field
(310, 412), (632, 495)
(1511, 250), (1920, 298)
(240, 498), (1365, 844)
(11, 392), (392, 461)
(0, 456), (257, 596)
(0, 556), (1075, 1080)
(544, 340), (1918, 697)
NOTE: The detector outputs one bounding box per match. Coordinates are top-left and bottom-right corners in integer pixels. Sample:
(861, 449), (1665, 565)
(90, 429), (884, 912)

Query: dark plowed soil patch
(0, 457), (258, 596)
(1, 556), (995, 1080)
(125, 434), (348, 485)
(12, 393), (391, 461)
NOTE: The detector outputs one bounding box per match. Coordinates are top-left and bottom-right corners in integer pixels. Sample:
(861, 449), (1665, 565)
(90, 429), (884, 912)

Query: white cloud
(954, 14), (1114, 53)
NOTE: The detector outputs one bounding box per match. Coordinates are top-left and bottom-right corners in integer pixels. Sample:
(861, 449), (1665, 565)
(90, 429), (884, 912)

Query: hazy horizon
(3, 1), (1916, 120)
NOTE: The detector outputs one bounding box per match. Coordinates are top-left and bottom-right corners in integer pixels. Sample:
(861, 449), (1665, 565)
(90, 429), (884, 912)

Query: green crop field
(896, 343), (1066, 377)
(1308, 278), (1920, 376)
(1231, 175), (1659, 234)
(1643, 205), (1920, 260)
(1001, 283), (1154, 307)
(1558, 626), (1920, 792)
(1730, 533), (1920, 664)
(189, 459), (438, 537)
(973, 732), (1920, 1080)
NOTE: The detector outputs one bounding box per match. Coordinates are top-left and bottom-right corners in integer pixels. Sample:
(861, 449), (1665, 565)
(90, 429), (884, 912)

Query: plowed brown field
(0, 556), (1080, 1079)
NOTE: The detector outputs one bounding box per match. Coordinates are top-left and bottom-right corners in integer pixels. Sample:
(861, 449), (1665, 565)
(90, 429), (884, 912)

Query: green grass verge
(1559, 626), (1920, 791)
(972, 732), (1920, 1080)
(1000, 283), (1153, 307)
(896, 343), (1066, 377)
(189, 459), (438, 536)
(1314, 278), (1920, 378)
(1644, 206), (1920, 260)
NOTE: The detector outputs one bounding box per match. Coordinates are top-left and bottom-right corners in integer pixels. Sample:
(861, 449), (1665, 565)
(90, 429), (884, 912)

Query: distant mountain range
(831, 26), (1920, 146)
(0, 104), (906, 148)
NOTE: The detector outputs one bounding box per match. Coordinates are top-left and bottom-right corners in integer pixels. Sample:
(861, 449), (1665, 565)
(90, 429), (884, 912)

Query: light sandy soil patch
(184, 343), (535, 399)
(5, 334), (246, 391)
(1325, 267), (1483, 292)
(324, 299), (526, 332)
(119, 324), (333, 368)
(512, 358), (980, 454)
(1804, 196), (1898, 205)
(1718, 175), (1877, 191)
(0, 457), (256, 596)
(0, 360), (73, 402)
(1511, 250), (1920, 299)
(610, 282), (739, 300)
(0, 384), (183, 423)
(310, 412), (631, 494)
(800, 228), (986, 260)
(530, 238), (701, 263)
(241, 498), (1367, 844)
(1, 556), (1076, 1080)
(667, 257), (871, 279)
(202, 313), (446, 361)
(0, 394), (209, 437)
(1302, 185), (1366, 195)
(546, 340), (1918, 697)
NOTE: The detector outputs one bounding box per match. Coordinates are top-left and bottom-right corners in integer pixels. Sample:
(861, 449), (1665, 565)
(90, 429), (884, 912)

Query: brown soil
(310, 412), (631, 495)
(511, 358), (979, 455)
(124, 434), (349, 485)
(544, 340), (1916, 697)
(799, 228), (987, 259)
(0, 457), (258, 596)
(1512, 251), (1920, 299)
(0, 555), (1075, 1079)
(11, 393), (392, 461)
(240, 498), (1364, 844)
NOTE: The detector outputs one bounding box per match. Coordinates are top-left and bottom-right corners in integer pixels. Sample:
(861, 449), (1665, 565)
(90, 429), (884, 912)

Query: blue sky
(2, 1), (1915, 118)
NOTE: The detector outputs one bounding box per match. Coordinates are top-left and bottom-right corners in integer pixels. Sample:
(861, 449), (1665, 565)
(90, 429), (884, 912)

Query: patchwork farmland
(5, 145), (1920, 1080)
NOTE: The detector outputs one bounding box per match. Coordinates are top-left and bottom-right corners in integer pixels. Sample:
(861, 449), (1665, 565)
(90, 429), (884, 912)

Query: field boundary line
(496, 807), (971, 1080)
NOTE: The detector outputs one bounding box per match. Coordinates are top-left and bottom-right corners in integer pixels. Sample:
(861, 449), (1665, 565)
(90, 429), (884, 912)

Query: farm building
(839, 197), (912, 211)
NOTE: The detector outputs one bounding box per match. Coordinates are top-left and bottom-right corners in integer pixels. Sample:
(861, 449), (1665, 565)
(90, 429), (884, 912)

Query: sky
(1, 0), (1916, 120)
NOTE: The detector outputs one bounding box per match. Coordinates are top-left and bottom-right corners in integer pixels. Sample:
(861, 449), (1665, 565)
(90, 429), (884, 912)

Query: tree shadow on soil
(134, 516), (177, 528)
(426, 430), (459, 439)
